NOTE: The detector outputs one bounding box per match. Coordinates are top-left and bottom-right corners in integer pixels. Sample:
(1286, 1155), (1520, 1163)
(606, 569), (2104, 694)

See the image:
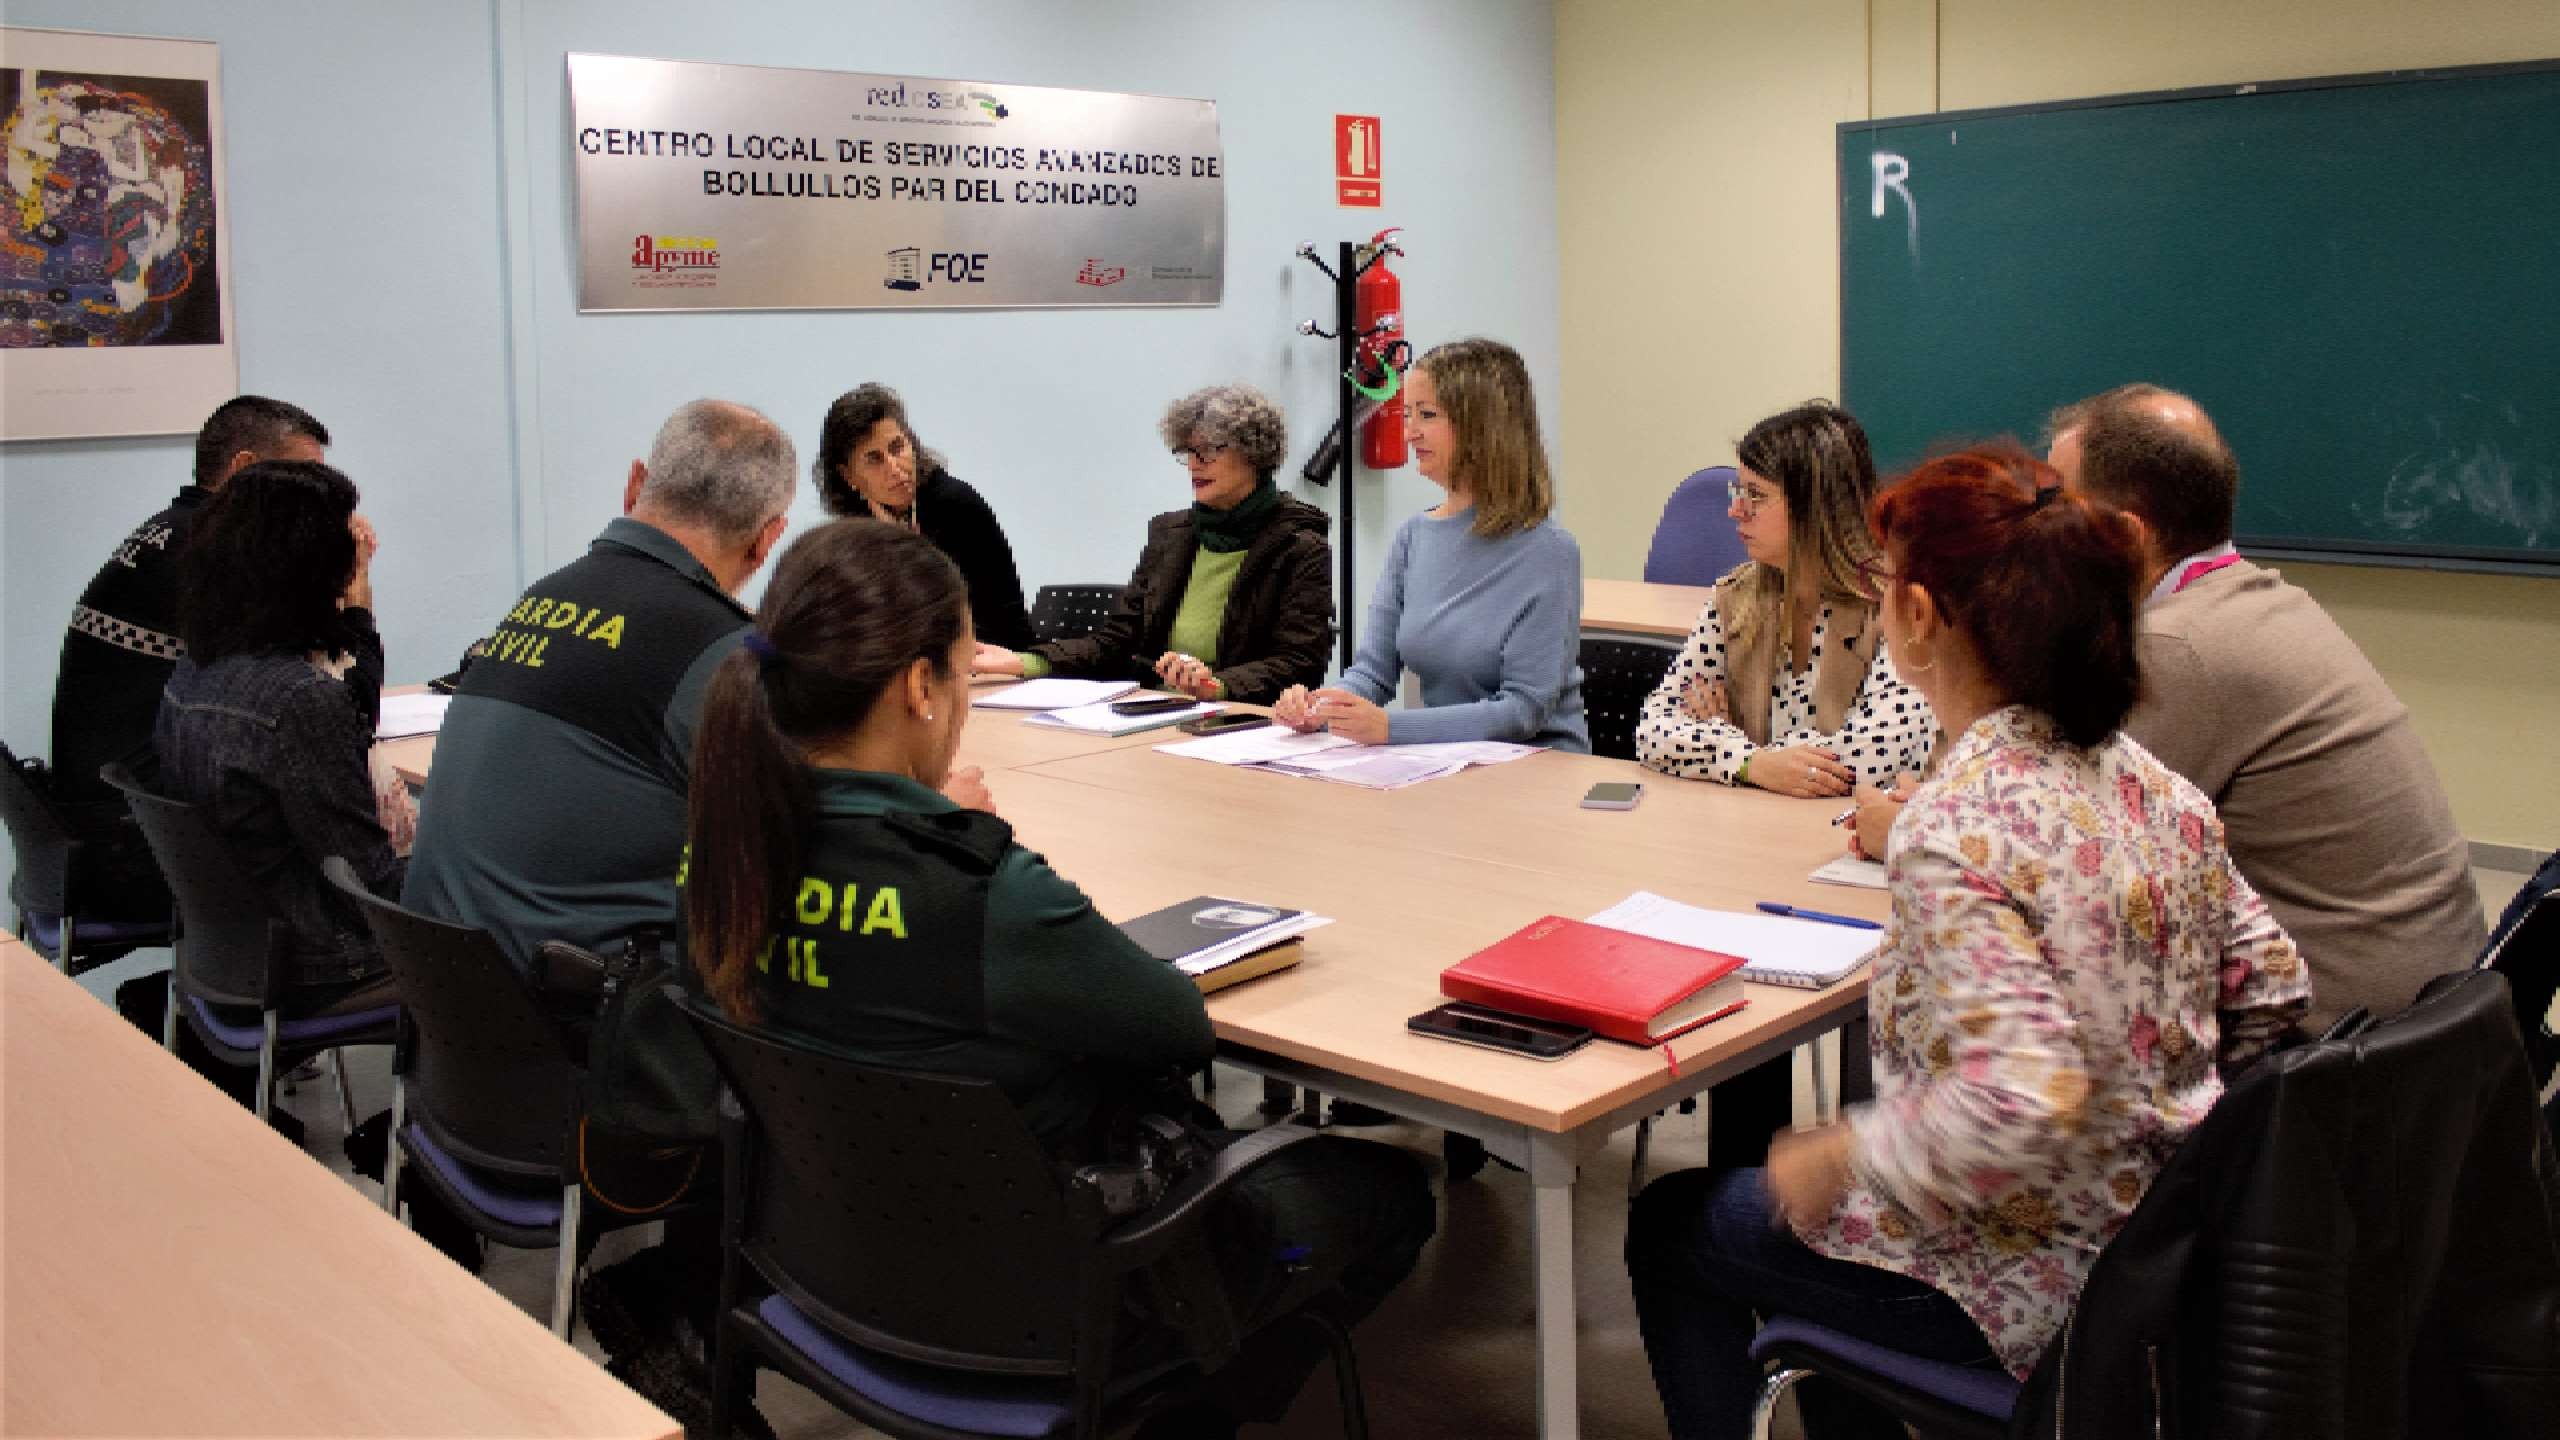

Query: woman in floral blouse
(1625, 446), (2310, 1439)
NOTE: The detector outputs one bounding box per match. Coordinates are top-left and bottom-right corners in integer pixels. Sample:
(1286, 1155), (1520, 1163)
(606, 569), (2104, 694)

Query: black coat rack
(1295, 234), (1403, 673)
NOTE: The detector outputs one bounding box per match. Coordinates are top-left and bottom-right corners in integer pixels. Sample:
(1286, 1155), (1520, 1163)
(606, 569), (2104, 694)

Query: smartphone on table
(1581, 781), (1643, 810)
(1407, 1002), (1595, 1060)
(1177, 711), (1270, 737)
(1110, 693), (1197, 717)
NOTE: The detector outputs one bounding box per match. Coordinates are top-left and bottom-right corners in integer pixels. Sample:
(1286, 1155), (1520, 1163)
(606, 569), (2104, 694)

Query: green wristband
(1736, 754), (1752, 788)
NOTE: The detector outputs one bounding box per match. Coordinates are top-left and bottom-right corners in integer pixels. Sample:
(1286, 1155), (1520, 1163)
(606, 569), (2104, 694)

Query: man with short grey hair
(403, 399), (795, 968)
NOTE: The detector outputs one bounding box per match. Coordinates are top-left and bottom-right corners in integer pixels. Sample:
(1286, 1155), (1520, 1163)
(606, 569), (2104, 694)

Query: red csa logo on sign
(1076, 259), (1127, 287)
(1334, 115), (1380, 207)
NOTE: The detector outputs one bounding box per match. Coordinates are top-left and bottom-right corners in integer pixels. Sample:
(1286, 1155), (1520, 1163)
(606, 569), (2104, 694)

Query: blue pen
(1756, 901), (1883, 931)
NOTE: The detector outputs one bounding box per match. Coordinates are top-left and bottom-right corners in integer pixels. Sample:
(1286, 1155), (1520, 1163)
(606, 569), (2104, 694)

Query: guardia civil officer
(684, 519), (1434, 1439)
(403, 399), (797, 971)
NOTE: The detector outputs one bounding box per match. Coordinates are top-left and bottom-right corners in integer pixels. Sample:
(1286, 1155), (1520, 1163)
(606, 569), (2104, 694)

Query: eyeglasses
(1172, 442), (1232, 467)
(1726, 477), (1778, 517)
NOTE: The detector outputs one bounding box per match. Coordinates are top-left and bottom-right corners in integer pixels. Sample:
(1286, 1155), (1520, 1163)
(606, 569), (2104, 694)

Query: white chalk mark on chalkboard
(1871, 152), (1916, 257)
(2363, 441), (2553, 545)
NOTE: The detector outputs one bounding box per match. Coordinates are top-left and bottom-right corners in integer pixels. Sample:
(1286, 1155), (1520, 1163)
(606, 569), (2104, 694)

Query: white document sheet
(1156, 726), (1359, 766)
(1023, 700), (1217, 734)
(375, 692), (452, 740)
(970, 678), (1141, 711)
(1808, 855), (1890, 890)
(1586, 890), (1880, 988)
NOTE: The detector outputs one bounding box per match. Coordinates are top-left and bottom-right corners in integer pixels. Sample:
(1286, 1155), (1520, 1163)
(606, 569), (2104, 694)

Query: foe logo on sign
(884, 247), (991, 291)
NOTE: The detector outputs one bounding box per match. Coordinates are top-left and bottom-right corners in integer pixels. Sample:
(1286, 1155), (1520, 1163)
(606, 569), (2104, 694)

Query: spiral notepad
(1585, 891), (1879, 990)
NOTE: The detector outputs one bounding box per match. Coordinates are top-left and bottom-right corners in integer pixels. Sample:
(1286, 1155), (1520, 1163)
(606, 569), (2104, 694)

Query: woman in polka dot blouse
(1634, 400), (1935, 798)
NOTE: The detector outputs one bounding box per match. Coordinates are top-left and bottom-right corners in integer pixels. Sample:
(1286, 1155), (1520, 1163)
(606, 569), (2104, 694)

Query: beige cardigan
(2123, 559), (2482, 1029)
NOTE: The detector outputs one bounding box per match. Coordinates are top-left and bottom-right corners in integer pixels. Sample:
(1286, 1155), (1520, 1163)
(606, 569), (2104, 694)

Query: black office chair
(678, 994), (1372, 1440)
(1577, 637), (1679, 762)
(3, 740), (171, 973)
(1030, 584), (1128, 646)
(323, 858), (674, 1338)
(2479, 852), (2559, 1134)
(102, 762), (386, 1128)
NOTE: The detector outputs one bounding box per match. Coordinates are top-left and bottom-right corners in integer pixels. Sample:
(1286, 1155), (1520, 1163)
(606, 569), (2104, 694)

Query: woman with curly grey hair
(974, 383), (1334, 705)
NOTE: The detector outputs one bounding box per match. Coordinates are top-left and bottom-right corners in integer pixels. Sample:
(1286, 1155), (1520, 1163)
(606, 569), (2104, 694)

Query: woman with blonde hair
(1634, 400), (1933, 796)
(1275, 336), (1588, 750)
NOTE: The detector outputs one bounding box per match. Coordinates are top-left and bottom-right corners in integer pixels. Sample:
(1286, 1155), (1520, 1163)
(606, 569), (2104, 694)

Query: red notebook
(1441, 916), (1749, 1046)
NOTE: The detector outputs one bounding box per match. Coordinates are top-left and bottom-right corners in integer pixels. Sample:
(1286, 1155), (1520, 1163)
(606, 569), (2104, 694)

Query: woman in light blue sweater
(1274, 337), (1590, 752)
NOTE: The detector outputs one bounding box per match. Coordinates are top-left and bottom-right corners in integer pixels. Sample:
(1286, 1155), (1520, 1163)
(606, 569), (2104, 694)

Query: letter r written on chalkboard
(1871, 152), (1916, 256)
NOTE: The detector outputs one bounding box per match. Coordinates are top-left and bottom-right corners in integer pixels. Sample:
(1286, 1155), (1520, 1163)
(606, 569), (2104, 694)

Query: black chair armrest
(533, 940), (610, 998)
(1089, 1122), (1323, 1266)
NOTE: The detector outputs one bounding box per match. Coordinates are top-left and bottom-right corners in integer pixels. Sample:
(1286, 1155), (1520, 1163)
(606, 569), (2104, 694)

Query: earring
(924, 711), (935, 721)
(1900, 640), (1935, 674)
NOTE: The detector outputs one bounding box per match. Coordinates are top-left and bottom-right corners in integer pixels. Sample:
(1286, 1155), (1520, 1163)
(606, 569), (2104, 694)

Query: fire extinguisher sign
(1335, 115), (1381, 207)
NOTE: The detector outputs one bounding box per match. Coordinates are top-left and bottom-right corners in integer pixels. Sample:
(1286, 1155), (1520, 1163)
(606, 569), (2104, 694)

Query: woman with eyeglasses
(972, 383), (1334, 704)
(815, 382), (1037, 649)
(1634, 399), (1933, 797)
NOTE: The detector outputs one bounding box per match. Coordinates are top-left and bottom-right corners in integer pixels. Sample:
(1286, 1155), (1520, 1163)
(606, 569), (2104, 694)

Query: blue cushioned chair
(1749, 1316), (2013, 1440)
(678, 993), (1373, 1440)
(325, 858), (677, 1339)
(4, 740), (172, 973)
(103, 763), (386, 1129)
(1643, 466), (1747, 586)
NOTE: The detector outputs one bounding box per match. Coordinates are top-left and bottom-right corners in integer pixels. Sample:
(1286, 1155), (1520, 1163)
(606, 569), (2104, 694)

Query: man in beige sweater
(2047, 385), (2483, 1029)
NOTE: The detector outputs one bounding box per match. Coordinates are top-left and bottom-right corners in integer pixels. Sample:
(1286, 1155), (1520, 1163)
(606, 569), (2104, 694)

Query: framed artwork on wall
(1, 26), (236, 441)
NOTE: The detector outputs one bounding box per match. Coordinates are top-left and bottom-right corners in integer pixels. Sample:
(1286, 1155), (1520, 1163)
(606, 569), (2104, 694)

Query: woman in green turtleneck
(973, 384), (1335, 705)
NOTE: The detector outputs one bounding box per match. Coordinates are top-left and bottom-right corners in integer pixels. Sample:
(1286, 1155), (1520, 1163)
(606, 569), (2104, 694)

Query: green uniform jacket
(726, 769), (1216, 1152)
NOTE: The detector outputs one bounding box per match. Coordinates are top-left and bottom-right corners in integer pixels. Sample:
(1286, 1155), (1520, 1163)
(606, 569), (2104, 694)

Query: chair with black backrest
(1577, 637), (1679, 762)
(323, 858), (672, 1338)
(102, 762), (385, 1130)
(3, 740), (171, 973)
(1030, 584), (1128, 646)
(679, 992), (1373, 1440)
(1643, 465), (1747, 586)
(1745, 968), (2559, 1439)
(2479, 848), (2560, 1131)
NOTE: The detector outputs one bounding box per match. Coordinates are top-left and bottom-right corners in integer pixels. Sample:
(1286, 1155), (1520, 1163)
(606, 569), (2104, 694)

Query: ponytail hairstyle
(1868, 444), (2146, 748)
(1722, 400), (1883, 682)
(685, 520), (970, 1020)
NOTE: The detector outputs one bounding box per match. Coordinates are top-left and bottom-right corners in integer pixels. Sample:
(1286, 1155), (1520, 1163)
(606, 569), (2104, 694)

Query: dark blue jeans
(1626, 1166), (1999, 1439)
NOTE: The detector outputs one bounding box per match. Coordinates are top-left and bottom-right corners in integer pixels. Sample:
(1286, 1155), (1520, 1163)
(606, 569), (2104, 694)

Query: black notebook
(1117, 895), (1316, 993)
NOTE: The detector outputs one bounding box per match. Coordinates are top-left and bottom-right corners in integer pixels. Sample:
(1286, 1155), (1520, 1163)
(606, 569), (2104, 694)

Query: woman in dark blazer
(972, 383), (1333, 705)
(813, 383), (1036, 649)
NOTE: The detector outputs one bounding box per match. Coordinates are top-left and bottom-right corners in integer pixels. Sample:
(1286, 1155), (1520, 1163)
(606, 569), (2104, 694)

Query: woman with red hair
(1625, 446), (2311, 1439)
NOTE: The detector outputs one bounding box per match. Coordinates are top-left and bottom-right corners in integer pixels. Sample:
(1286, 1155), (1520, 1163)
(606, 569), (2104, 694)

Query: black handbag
(576, 930), (721, 1209)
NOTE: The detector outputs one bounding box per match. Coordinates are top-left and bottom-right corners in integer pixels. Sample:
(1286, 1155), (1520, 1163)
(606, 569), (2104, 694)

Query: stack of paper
(375, 692), (452, 740)
(1117, 894), (1335, 993)
(1808, 854), (1889, 890)
(1154, 729), (1539, 790)
(1586, 890), (1880, 990)
(970, 678), (1140, 711)
(1024, 699), (1217, 735)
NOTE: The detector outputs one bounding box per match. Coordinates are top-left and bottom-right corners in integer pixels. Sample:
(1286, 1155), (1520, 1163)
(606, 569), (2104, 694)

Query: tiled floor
(66, 865), (2539, 1438)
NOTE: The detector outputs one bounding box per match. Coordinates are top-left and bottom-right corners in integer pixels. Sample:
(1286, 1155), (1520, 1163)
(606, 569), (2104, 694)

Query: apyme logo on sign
(631, 233), (719, 289)
(885, 247), (993, 291)
(1076, 258), (1127, 288)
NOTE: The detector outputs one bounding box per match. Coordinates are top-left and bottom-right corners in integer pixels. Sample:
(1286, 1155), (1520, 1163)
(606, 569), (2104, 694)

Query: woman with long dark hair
(155, 459), (402, 1015)
(812, 382), (1035, 649)
(1625, 447), (2309, 1439)
(684, 519), (1432, 1438)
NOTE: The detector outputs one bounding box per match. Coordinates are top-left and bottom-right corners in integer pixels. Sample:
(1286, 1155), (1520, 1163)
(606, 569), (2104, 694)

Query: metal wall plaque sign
(567, 52), (1224, 313)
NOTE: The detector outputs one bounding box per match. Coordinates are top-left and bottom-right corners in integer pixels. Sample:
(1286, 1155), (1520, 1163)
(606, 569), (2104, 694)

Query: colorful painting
(1, 66), (220, 348)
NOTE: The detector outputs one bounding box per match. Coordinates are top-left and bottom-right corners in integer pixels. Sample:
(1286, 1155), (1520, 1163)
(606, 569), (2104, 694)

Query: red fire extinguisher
(1355, 227), (1406, 470)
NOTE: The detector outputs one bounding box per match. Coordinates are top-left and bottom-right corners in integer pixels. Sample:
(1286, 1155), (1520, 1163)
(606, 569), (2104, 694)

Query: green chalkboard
(1839, 62), (2559, 574)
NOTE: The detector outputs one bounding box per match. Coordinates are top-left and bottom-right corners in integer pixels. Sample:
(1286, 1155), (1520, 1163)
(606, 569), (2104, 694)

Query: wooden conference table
(0, 935), (679, 1439)
(1580, 576), (1710, 642)
(390, 693), (1877, 1439)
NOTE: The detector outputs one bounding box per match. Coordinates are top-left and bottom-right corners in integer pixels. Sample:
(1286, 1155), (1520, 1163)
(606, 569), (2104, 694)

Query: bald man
(2046, 384), (2481, 1029)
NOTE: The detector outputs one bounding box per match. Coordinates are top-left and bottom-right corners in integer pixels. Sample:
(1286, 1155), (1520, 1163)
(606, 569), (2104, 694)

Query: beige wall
(1556, 0), (2560, 850)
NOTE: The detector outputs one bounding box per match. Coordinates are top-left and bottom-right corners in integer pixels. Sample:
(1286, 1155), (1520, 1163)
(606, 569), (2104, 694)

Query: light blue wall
(4, 0), (1559, 861)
